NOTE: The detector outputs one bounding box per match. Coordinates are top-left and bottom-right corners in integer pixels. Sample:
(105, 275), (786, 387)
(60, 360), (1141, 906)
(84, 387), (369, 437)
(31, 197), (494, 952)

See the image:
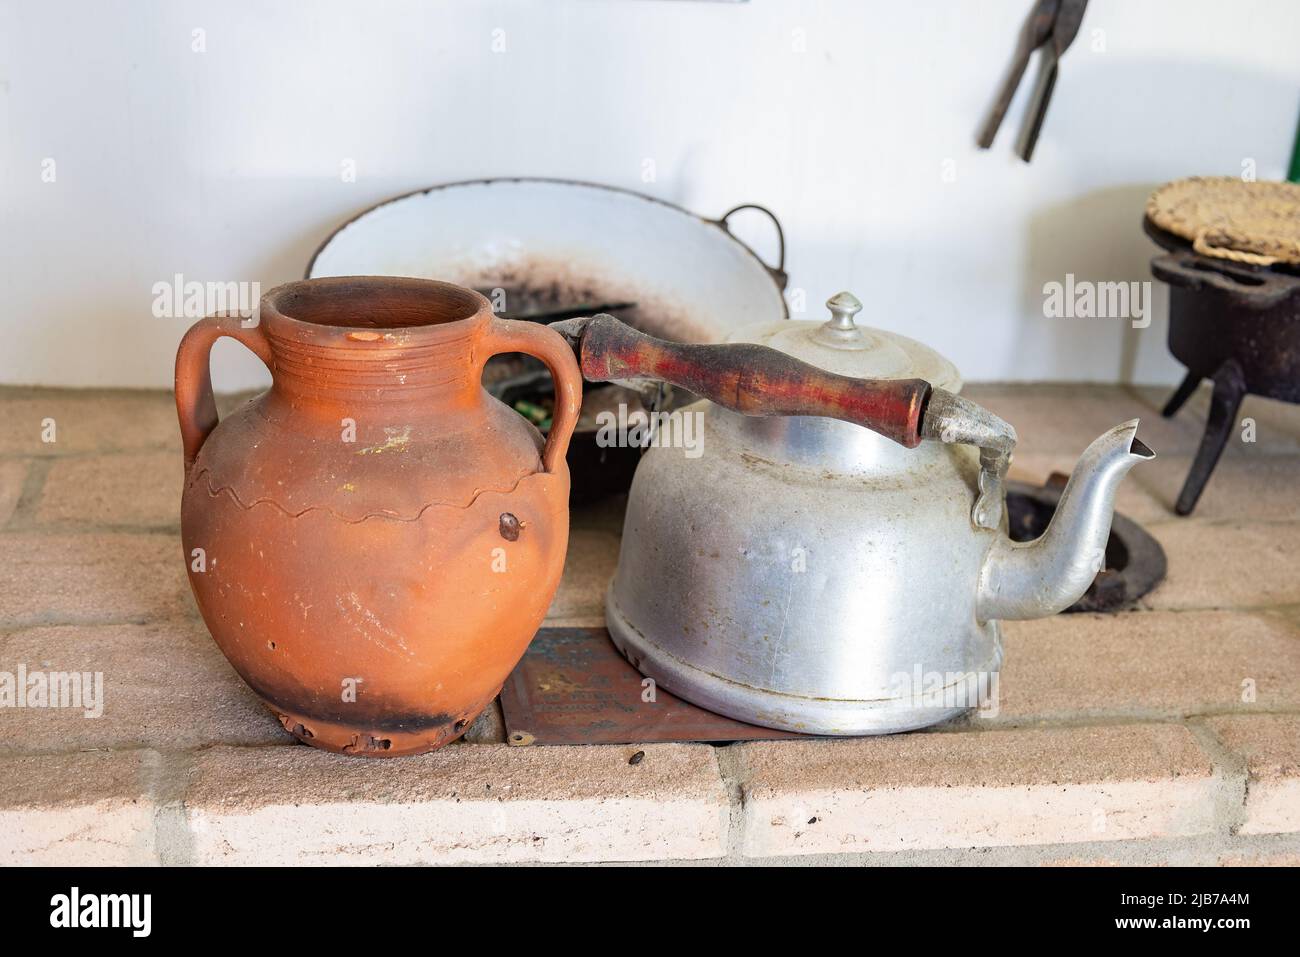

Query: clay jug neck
(257, 277), (494, 416)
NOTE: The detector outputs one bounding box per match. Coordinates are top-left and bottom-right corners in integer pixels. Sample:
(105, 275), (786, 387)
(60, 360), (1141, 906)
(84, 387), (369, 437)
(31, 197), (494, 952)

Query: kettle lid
(727, 291), (962, 392)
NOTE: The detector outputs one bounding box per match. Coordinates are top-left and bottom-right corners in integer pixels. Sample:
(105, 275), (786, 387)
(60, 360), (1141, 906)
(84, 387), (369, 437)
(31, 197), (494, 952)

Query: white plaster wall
(1, 0), (1297, 389)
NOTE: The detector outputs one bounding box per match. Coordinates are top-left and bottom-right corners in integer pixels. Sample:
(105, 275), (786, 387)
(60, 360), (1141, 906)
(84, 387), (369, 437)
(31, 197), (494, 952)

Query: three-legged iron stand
(1161, 359), (1247, 516)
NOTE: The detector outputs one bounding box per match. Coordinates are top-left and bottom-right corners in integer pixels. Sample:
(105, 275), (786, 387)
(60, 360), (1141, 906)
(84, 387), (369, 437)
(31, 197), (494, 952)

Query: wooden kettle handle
(572, 314), (931, 448)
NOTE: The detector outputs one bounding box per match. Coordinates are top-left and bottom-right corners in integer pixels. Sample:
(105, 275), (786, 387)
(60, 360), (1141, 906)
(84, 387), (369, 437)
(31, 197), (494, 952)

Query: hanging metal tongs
(976, 0), (1089, 162)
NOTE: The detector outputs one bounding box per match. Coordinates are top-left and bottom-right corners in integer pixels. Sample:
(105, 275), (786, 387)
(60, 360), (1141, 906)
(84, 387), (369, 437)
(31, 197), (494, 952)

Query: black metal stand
(1160, 370), (1201, 418)
(1164, 359), (1247, 515)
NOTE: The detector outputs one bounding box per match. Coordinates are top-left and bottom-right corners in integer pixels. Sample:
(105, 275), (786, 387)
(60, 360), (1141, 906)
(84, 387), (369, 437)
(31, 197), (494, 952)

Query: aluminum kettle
(552, 293), (1153, 734)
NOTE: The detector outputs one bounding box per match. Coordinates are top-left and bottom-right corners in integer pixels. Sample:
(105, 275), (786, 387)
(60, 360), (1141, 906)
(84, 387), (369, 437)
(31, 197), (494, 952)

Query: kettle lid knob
(815, 291), (866, 345)
(825, 291), (862, 329)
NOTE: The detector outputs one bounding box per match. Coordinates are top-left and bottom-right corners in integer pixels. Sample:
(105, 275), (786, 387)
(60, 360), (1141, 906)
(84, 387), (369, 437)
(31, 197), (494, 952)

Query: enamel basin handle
(713, 204), (788, 291)
(560, 314), (931, 448)
(920, 388), (1019, 530)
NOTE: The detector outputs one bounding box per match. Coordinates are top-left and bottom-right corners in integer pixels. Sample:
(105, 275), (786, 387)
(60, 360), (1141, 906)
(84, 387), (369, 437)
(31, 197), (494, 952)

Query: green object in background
(513, 399), (550, 427)
(1290, 105), (1300, 183)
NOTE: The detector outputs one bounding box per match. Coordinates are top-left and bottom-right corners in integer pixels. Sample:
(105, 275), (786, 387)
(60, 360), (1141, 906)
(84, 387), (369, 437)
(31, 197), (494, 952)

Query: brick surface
(734, 724), (1216, 857)
(1218, 849), (1300, 866)
(996, 610), (1300, 721)
(0, 460), (26, 528)
(0, 384), (1295, 867)
(0, 532), (191, 626)
(1205, 715), (1300, 836)
(0, 750), (156, 865)
(545, 528), (618, 624)
(36, 451), (182, 528)
(461, 697), (506, 744)
(1145, 521), (1300, 610)
(962, 384), (1209, 458)
(0, 389), (179, 456)
(0, 620), (289, 754)
(966, 383), (1300, 458)
(185, 742), (728, 864)
(1129, 454), (1300, 524)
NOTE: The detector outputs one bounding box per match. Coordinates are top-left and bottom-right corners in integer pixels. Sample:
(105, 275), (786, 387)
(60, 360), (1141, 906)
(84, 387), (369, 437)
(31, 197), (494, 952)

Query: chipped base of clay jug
(269, 694), (498, 757)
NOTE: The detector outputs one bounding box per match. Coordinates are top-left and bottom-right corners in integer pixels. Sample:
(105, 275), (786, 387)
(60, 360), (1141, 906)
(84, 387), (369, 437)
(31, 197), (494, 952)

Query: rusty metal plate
(500, 626), (803, 746)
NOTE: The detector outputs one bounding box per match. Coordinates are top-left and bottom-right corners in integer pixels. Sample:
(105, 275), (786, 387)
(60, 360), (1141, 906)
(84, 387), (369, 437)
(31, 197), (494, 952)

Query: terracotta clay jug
(175, 277), (581, 756)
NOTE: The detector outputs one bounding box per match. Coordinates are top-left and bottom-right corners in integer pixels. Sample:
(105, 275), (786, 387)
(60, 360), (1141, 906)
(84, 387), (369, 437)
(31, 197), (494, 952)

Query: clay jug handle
(175, 316), (273, 469)
(480, 317), (583, 474)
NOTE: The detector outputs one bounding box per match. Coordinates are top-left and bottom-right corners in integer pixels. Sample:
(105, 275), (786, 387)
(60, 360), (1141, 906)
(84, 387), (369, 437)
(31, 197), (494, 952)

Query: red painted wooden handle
(575, 316), (930, 448)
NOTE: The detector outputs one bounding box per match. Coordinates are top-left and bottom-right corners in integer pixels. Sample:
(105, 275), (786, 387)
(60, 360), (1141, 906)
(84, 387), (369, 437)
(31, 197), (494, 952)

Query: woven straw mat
(1146, 176), (1300, 267)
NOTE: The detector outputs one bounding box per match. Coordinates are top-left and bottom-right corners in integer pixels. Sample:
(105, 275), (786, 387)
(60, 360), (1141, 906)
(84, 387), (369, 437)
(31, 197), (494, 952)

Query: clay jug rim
(259, 276), (493, 344)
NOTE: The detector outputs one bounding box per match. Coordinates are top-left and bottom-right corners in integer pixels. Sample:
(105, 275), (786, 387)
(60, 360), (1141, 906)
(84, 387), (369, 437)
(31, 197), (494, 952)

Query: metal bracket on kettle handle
(920, 388), (1018, 531)
(548, 315), (661, 403)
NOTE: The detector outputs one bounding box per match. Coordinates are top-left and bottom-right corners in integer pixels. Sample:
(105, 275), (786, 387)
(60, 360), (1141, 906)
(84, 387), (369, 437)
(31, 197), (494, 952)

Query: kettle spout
(976, 420), (1155, 621)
